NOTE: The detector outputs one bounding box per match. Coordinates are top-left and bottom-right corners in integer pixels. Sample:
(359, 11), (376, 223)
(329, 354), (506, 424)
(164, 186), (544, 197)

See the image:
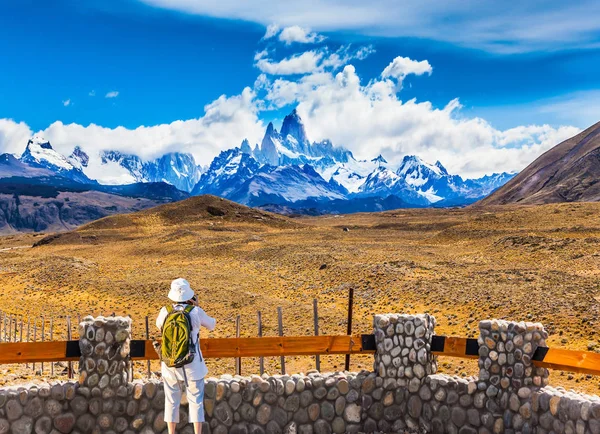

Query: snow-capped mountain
(82, 150), (203, 192)
(3, 109), (516, 214)
(228, 164), (347, 207)
(189, 109), (516, 210)
(68, 146), (89, 169)
(20, 136), (95, 184)
(142, 153), (202, 192)
(392, 155), (516, 204)
(252, 109), (353, 170)
(15, 137), (204, 192)
(394, 155), (464, 203)
(357, 166), (430, 206)
(192, 147), (346, 205)
(471, 172), (516, 195)
(192, 148), (261, 197)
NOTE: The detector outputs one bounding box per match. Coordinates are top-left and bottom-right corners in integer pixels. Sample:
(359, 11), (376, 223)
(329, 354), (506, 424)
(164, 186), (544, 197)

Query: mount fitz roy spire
(280, 108), (310, 154)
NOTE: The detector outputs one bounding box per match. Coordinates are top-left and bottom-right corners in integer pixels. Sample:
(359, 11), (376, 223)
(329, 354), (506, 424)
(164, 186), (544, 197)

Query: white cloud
(0, 119), (33, 156)
(105, 91), (119, 98)
(256, 44), (374, 77)
(263, 23), (280, 40)
(43, 88), (264, 167)
(381, 56), (432, 90)
(89, 90), (96, 97)
(256, 51), (323, 75)
(259, 63), (579, 178)
(138, 0), (600, 53)
(0, 88), (265, 167)
(254, 49), (269, 61)
(278, 26), (324, 45)
(321, 45), (375, 70)
(62, 99), (72, 107)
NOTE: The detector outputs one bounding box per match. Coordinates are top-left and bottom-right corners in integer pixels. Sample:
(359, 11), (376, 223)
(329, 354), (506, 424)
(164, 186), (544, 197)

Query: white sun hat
(168, 278), (195, 302)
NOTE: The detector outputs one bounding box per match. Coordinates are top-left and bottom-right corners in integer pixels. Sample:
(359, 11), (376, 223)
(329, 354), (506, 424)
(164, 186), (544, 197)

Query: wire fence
(0, 295), (341, 380)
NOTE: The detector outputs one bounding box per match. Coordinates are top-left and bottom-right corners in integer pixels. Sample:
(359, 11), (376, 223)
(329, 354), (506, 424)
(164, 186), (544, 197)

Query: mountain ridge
(1, 109), (516, 214)
(479, 121), (600, 205)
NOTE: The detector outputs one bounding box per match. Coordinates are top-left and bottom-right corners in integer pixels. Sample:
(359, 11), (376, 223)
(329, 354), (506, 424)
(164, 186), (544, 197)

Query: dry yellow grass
(0, 196), (598, 394)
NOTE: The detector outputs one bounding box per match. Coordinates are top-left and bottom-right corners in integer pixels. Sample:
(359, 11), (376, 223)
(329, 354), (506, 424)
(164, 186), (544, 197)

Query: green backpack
(161, 305), (197, 368)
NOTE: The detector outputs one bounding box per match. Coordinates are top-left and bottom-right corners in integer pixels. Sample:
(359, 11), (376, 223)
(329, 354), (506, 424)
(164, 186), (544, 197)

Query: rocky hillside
(0, 190), (163, 234)
(0, 177), (189, 234)
(479, 121), (600, 205)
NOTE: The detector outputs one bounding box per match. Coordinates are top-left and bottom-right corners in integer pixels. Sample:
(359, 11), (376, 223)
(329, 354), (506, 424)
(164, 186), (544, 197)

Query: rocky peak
(259, 122), (280, 166)
(280, 108), (309, 147)
(434, 160), (448, 175)
(264, 122), (277, 137)
(240, 139), (253, 155)
(371, 155), (388, 166)
(26, 136), (53, 151)
(69, 146), (90, 168)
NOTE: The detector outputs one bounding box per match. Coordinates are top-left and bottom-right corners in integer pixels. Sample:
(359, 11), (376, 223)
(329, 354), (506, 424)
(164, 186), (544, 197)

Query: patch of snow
(416, 186), (442, 203)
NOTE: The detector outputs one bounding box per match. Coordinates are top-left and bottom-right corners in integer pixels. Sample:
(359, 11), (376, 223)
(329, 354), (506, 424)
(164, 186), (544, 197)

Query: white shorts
(163, 378), (205, 423)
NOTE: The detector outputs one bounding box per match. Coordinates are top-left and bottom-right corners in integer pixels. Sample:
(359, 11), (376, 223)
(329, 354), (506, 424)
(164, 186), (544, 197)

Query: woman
(156, 278), (216, 434)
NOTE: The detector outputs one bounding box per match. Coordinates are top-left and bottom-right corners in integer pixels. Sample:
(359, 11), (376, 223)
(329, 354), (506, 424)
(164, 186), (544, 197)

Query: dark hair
(186, 295), (197, 305)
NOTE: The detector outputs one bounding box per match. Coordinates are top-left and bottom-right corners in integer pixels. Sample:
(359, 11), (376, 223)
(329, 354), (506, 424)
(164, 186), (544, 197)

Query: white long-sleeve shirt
(156, 304), (216, 382)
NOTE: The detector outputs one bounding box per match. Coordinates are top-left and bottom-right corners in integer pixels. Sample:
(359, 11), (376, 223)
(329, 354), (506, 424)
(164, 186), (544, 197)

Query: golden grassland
(0, 196), (598, 394)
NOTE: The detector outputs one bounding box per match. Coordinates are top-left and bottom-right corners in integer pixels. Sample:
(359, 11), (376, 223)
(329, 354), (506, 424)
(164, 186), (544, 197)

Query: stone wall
(0, 314), (598, 434)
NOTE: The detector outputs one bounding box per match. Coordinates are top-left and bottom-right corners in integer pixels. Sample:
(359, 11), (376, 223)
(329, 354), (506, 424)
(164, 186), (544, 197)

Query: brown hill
(479, 121), (600, 205)
(34, 195), (299, 246)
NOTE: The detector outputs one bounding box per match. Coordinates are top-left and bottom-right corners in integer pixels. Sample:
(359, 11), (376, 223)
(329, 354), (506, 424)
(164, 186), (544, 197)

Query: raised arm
(196, 307), (216, 331)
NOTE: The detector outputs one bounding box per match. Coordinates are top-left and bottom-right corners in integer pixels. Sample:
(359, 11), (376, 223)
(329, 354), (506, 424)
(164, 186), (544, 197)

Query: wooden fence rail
(0, 335), (599, 376)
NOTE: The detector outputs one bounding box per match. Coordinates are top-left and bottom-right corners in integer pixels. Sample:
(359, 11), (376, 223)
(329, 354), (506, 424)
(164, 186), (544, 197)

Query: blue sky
(1, 0), (599, 176)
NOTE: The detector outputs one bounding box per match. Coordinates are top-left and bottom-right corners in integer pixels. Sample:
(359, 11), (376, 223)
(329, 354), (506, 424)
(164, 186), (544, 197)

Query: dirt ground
(0, 196), (598, 394)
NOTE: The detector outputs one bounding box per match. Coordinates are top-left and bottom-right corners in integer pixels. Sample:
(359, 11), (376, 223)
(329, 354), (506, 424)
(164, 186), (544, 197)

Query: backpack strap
(182, 305), (198, 351)
(166, 305), (174, 314)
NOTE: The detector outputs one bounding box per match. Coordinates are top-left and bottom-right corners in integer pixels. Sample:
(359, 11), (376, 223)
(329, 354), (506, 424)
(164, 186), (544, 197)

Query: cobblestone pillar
(478, 319), (549, 433)
(373, 314), (437, 389)
(77, 315), (132, 399)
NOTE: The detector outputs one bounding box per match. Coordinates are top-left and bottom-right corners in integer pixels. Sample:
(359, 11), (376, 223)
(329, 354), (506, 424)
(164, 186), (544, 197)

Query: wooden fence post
(257, 311), (264, 376)
(313, 299), (321, 372)
(277, 307), (285, 375)
(345, 287), (354, 372)
(235, 315), (241, 376)
(26, 317), (30, 368)
(66, 316), (72, 379)
(50, 318), (54, 376)
(41, 317), (45, 374)
(0, 311), (4, 342)
(33, 319), (37, 372)
(145, 316), (151, 379)
(130, 318), (134, 380)
(8, 315), (12, 342)
(19, 316), (23, 342)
